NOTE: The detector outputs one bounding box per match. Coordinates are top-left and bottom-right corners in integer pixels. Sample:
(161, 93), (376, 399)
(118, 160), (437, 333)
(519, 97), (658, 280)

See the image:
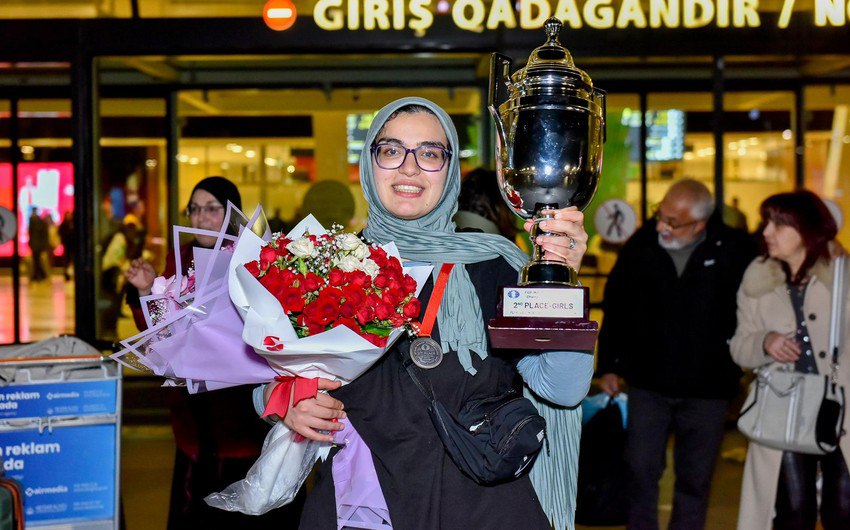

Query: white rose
(286, 238), (315, 258)
(360, 258), (380, 278)
(335, 255), (361, 273)
(352, 243), (369, 260)
(338, 233), (363, 252)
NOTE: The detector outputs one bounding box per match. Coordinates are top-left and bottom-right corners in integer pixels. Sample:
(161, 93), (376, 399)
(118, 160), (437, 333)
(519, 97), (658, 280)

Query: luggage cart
(0, 338), (120, 530)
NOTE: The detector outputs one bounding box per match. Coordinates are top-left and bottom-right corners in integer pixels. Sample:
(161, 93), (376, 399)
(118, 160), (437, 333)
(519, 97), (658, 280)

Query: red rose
(374, 273), (390, 289)
(319, 287), (344, 305)
(369, 247), (388, 267)
(245, 261), (261, 277)
(347, 270), (369, 288)
(306, 320), (326, 336)
(328, 269), (345, 287)
(303, 297), (338, 326)
(361, 332), (387, 347)
(260, 246), (278, 268)
(339, 300), (357, 318)
(355, 305), (374, 325)
(382, 287), (404, 306)
(390, 313), (405, 327)
(341, 285), (365, 306)
(333, 317), (360, 333)
(366, 293), (383, 309)
(402, 298), (421, 319)
(279, 287), (305, 314)
(386, 256), (403, 274)
(303, 272), (322, 293)
(374, 301), (394, 320)
(402, 275), (417, 295)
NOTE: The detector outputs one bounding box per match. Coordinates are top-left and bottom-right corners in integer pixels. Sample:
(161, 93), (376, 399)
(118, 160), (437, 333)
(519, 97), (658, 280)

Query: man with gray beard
(596, 179), (756, 530)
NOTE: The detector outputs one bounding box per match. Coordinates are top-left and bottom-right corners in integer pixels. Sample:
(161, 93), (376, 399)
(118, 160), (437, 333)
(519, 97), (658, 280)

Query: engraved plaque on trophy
(487, 17), (606, 351)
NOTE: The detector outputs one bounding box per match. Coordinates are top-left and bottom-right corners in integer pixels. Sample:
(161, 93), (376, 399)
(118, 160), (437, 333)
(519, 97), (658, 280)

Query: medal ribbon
(417, 263), (455, 339)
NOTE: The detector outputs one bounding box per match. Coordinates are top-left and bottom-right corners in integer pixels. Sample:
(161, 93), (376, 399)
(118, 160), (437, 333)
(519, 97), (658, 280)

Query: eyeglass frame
(370, 142), (452, 172)
(185, 204), (225, 217)
(652, 206), (702, 230)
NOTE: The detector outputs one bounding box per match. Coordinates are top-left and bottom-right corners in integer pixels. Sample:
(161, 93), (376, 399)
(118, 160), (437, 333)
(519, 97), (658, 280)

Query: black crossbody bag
(402, 349), (547, 485)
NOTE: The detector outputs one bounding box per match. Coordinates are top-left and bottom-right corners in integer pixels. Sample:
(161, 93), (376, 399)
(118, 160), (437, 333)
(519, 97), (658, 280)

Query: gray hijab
(360, 97), (527, 375)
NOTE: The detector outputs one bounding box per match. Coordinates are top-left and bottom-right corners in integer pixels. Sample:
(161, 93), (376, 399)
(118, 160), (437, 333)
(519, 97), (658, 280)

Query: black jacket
(596, 213), (756, 399)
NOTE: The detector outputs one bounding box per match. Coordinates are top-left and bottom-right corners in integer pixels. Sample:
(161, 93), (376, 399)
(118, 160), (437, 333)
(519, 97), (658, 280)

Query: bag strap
(829, 255), (846, 382)
(403, 352), (437, 403)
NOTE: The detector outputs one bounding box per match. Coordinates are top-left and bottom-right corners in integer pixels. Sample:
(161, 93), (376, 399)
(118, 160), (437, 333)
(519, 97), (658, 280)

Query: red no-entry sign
(263, 0), (297, 31)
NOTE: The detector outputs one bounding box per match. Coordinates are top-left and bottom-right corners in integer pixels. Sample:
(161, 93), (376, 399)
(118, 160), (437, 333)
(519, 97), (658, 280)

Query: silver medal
(410, 337), (443, 369)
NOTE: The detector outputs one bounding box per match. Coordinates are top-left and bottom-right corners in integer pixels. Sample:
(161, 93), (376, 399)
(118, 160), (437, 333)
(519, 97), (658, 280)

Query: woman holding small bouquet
(125, 177), (294, 530)
(263, 97), (593, 529)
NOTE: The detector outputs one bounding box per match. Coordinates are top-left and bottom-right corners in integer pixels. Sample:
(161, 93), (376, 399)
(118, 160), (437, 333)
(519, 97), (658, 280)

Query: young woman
(731, 190), (850, 530)
(265, 97), (594, 529)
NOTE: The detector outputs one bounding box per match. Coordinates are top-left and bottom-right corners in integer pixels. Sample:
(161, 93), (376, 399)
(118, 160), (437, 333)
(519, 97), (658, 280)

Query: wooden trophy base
(488, 284), (598, 352)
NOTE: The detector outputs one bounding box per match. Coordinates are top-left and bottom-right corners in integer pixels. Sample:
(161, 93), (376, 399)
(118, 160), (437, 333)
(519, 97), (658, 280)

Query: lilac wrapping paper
(333, 419), (393, 530)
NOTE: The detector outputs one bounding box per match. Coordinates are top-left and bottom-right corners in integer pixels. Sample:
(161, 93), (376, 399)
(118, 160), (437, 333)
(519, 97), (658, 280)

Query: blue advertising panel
(0, 423), (116, 525)
(0, 380), (117, 420)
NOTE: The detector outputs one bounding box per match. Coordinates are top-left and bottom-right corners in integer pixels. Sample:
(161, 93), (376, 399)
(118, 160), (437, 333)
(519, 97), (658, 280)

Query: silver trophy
(488, 17), (606, 350)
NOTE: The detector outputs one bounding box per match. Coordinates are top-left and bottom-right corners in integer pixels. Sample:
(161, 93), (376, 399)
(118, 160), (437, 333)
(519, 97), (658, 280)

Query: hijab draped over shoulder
(360, 97), (527, 375)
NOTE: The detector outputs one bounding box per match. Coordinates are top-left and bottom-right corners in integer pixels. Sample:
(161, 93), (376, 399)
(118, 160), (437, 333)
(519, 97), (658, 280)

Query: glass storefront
(0, 99), (75, 343)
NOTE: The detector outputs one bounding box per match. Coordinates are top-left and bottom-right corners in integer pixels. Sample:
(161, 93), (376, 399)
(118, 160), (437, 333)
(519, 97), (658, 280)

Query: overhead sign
(308, 0), (850, 32)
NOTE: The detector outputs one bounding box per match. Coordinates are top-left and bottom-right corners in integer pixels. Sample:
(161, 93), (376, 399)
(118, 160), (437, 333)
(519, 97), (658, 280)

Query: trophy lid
(511, 17), (593, 93)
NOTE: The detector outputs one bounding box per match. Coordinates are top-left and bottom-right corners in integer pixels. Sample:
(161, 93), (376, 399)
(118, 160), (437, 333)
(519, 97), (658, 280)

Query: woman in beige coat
(730, 190), (850, 530)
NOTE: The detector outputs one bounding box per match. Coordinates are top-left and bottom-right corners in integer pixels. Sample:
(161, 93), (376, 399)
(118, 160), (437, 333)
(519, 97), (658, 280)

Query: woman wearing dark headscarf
(263, 98), (592, 529)
(126, 176), (299, 530)
(731, 190), (850, 530)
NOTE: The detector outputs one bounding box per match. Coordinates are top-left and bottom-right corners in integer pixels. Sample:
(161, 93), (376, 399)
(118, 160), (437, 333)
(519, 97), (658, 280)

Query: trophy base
(488, 317), (598, 351)
(487, 284), (597, 351)
(520, 260), (578, 286)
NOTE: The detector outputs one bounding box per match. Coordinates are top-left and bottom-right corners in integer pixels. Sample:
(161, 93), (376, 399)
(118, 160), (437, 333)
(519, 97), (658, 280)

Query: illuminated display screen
(0, 162), (75, 257)
(346, 112), (378, 165)
(623, 108), (686, 162)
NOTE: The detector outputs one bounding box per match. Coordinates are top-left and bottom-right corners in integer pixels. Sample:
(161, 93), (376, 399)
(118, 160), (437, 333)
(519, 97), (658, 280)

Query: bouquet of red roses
(228, 214), (431, 383)
(243, 227), (420, 348)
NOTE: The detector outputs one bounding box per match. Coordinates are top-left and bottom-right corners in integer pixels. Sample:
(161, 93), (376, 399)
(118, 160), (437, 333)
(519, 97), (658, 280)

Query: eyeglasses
(371, 142), (451, 172)
(186, 204), (225, 217)
(653, 209), (700, 230)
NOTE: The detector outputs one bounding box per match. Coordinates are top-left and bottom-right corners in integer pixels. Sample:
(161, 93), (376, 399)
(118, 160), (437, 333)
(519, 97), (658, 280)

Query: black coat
(596, 214), (756, 399)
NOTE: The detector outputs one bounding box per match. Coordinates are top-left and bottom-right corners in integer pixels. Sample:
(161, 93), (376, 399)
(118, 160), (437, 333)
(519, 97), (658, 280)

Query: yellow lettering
(520, 0), (552, 28)
(453, 0), (486, 31)
(554, 0), (583, 28)
(717, 0), (729, 26)
(409, 0), (434, 33)
(392, 0), (405, 29)
(487, 0), (518, 29)
(584, 0), (615, 28)
(733, 0), (760, 26)
(364, 0), (391, 29)
(617, 0), (648, 27)
(314, 0), (344, 30)
(347, 0), (360, 29)
(814, 0), (846, 26)
(684, 0), (714, 27)
(649, 0), (680, 27)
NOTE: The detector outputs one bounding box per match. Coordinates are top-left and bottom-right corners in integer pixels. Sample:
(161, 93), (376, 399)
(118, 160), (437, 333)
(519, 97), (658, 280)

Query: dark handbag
(575, 398), (628, 526)
(403, 354), (546, 485)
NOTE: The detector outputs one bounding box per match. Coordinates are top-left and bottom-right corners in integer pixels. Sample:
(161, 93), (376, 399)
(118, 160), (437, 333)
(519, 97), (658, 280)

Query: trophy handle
(594, 87), (607, 143)
(488, 54), (512, 131)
